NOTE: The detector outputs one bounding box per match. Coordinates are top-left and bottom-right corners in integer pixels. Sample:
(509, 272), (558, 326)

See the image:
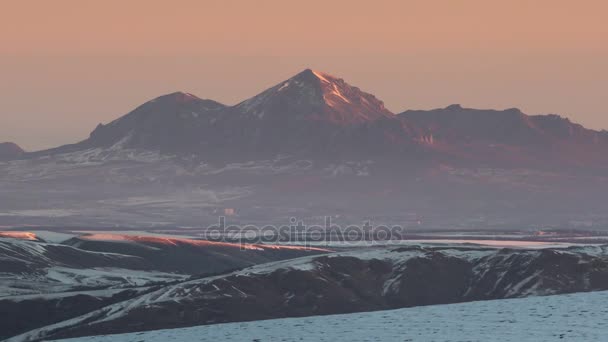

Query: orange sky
(1, 0), (607, 150)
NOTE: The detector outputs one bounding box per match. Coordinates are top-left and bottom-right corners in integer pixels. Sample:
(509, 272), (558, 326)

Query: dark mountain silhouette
(88, 92), (226, 151)
(0, 142), (24, 160)
(31, 92), (226, 156)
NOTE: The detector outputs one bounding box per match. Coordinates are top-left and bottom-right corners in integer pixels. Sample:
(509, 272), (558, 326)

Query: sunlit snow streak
(0, 231), (38, 240)
(80, 233), (331, 252)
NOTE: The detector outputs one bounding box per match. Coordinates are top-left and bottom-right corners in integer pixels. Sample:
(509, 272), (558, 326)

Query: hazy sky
(1, 0), (607, 150)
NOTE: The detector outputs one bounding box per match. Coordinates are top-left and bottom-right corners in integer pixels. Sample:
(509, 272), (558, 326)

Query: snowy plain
(56, 290), (608, 342)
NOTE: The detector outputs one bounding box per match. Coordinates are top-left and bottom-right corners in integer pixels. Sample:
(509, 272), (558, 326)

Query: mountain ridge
(11, 244), (608, 341)
(18, 69), (608, 169)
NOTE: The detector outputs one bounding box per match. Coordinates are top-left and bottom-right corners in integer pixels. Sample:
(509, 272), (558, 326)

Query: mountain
(0, 142), (24, 160)
(30, 69), (428, 160)
(10, 244), (608, 341)
(4, 70), (608, 229)
(27, 69), (608, 166)
(33, 92), (227, 156)
(233, 69), (394, 125)
(400, 104), (607, 145)
(87, 92), (226, 152)
(28, 70), (396, 160)
(211, 69), (410, 158)
(63, 233), (330, 274)
(400, 105), (608, 168)
(0, 233), (328, 340)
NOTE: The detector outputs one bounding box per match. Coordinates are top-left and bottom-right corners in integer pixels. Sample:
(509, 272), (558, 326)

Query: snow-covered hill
(0, 233), (329, 295)
(8, 244), (608, 341)
(0, 233), (330, 340)
(0, 236), (183, 296)
(54, 290), (608, 342)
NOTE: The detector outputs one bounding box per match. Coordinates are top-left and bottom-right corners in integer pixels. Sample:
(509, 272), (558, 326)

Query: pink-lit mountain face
(232, 69), (394, 125)
(400, 105), (608, 168)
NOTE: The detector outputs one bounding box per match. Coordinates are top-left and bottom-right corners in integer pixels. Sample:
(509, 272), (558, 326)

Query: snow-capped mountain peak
(234, 69), (394, 125)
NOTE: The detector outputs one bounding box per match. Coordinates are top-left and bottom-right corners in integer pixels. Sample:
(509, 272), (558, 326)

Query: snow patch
(329, 83), (351, 104)
(312, 70), (331, 84)
(50, 290), (608, 342)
